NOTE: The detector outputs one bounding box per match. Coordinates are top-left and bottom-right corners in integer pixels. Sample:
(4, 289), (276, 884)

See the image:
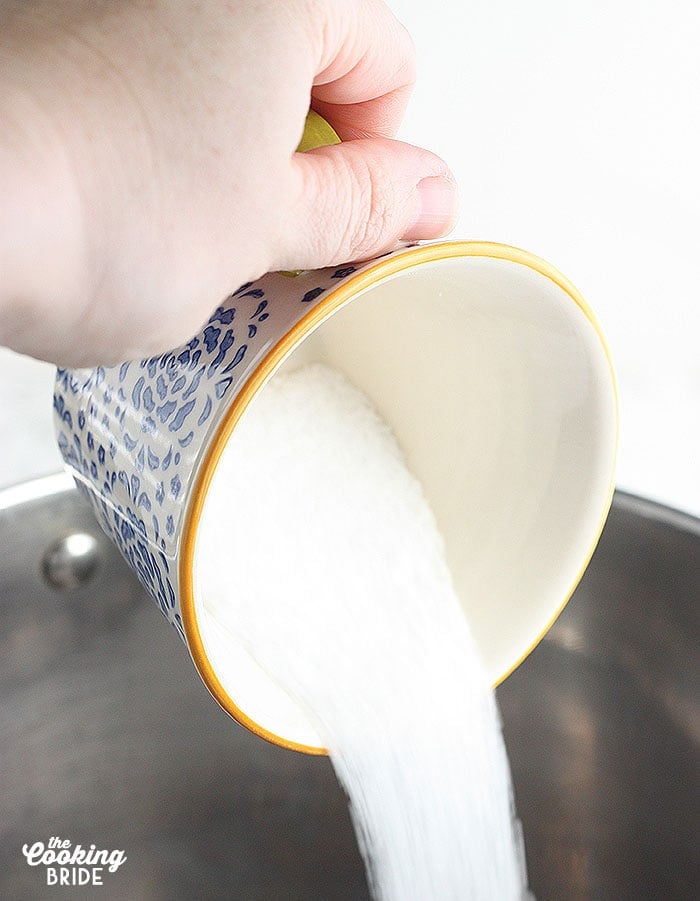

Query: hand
(0, 0), (458, 366)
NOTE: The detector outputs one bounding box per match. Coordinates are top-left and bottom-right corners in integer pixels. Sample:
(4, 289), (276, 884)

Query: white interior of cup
(193, 253), (618, 752)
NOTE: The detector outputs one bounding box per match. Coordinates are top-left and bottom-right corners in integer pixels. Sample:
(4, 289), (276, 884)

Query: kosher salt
(196, 363), (530, 900)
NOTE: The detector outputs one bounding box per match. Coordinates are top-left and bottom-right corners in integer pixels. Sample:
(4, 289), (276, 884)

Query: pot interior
(0, 476), (697, 898)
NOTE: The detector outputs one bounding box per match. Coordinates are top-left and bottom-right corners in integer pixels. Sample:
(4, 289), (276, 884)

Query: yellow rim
(179, 240), (620, 755)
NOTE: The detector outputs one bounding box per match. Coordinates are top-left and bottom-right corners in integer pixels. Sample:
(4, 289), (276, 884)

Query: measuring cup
(54, 113), (618, 753)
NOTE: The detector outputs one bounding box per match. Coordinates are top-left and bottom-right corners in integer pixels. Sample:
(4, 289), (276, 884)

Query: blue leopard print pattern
(53, 248), (416, 642)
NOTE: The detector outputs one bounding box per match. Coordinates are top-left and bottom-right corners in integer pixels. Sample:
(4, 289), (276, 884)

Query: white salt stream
(196, 362), (531, 900)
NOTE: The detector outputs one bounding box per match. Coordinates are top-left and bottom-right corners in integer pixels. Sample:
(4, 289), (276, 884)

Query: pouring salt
(196, 362), (530, 900)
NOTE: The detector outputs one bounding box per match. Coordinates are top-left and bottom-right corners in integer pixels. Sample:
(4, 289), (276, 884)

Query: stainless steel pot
(1, 475), (698, 899)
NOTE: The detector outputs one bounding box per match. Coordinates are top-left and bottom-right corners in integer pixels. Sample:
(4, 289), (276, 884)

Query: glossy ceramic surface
(53, 242), (618, 750)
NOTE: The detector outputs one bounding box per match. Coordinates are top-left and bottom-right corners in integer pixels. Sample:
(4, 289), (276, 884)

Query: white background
(1, 0), (698, 517)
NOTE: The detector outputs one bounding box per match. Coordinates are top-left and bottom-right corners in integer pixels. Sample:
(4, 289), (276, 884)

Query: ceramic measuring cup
(53, 115), (618, 753)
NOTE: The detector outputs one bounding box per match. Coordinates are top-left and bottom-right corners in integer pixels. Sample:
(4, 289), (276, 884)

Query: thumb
(281, 138), (459, 268)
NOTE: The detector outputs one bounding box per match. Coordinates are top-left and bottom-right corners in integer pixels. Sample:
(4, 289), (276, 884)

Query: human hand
(0, 0), (458, 367)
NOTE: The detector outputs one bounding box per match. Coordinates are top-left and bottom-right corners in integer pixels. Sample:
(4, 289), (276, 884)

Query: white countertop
(1, 0), (698, 518)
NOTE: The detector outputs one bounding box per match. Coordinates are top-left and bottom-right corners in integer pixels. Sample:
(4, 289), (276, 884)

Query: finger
(279, 137), (458, 269)
(310, 89), (413, 143)
(309, 0), (416, 140)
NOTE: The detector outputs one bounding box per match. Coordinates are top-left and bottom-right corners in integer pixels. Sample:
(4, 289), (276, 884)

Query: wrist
(0, 83), (88, 360)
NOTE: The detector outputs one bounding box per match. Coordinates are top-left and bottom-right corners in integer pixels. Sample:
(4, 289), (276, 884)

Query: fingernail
(403, 176), (459, 242)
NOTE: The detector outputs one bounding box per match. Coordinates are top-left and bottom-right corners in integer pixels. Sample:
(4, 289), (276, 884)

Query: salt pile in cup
(196, 362), (530, 900)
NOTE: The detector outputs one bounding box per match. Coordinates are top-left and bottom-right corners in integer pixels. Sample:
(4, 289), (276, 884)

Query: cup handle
(297, 109), (341, 152)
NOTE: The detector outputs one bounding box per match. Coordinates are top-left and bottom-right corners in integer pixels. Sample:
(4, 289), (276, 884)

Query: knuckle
(341, 156), (393, 259)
